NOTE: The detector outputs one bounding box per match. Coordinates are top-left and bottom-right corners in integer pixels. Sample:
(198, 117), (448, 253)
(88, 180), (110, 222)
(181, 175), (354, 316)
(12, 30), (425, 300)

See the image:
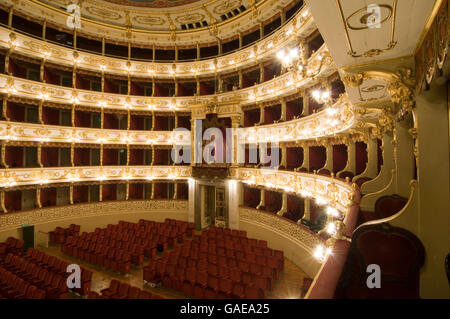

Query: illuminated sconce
(326, 222), (338, 235)
(312, 89), (332, 104)
(315, 197), (328, 205)
(313, 244), (332, 262)
(8, 33), (17, 49)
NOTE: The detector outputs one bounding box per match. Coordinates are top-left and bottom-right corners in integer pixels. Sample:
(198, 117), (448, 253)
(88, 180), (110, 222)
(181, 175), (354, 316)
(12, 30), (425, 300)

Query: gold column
(175, 45), (178, 61)
(196, 77), (200, 96)
(71, 104), (75, 127)
(196, 42), (200, 60)
(259, 63), (265, 84)
(277, 193), (287, 216)
(218, 39), (222, 55)
(301, 92), (309, 116)
(126, 144), (130, 166)
(40, 59), (45, 82)
(2, 98), (9, 121)
(127, 109), (130, 130)
(151, 77), (155, 97)
(256, 189), (265, 210)
(0, 190), (7, 213)
(280, 10), (285, 24)
(38, 101), (43, 124)
(150, 145), (154, 165)
(238, 70), (243, 89)
(70, 143), (74, 167)
(174, 113), (178, 128)
(280, 98), (286, 122)
(102, 37), (105, 56)
(126, 182), (129, 200)
(150, 183), (154, 199)
(100, 107), (104, 129)
(173, 182), (178, 200)
(175, 79), (179, 97)
(42, 20), (47, 40)
(231, 116), (241, 167)
(259, 23), (264, 39)
(151, 110), (155, 131)
(69, 184), (73, 205)
(1, 141), (8, 168)
(99, 184), (103, 202)
(239, 32), (243, 48)
(100, 144), (103, 166)
(37, 143), (43, 168)
(101, 70), (104, 92)
(8, 6), (13, 28)
(36, 188), (42, 209)
(73, 29), (77, 49)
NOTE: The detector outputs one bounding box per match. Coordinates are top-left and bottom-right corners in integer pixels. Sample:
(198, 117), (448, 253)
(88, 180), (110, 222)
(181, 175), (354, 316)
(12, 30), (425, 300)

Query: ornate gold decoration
(343, 69), (416, 121)
(336, 0), (397, 58)
(0, 200), (188, 231)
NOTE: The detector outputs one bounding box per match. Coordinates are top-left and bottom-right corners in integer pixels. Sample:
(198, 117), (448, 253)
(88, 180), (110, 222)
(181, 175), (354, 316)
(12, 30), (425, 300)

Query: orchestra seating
(61, 219), (194, 274)
(50, 224), (80, 244)
(143, 226), (284, 299)
(0, 237), (25, 258)
(87, 279), (165, 299)
(0, 247), (92, 298)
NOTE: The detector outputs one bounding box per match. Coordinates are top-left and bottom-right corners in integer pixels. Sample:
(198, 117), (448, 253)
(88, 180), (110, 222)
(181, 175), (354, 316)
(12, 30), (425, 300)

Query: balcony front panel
(0, 7), (315, 77)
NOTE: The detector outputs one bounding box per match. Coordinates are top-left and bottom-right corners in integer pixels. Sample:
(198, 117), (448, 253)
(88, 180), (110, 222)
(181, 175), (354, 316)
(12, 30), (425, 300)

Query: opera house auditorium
(0, 0), (448, 300)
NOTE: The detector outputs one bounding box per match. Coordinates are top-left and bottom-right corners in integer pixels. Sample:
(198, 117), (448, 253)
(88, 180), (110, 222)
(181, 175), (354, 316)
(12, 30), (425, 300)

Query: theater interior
(0, 0), (449, 300)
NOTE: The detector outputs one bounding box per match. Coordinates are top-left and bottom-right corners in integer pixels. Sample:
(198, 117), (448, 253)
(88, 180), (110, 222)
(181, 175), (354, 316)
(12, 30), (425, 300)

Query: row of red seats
(145, 249), (275, 292)
(0, 266), (46, 299)
(24, 248), (92, 295)
(0, 254), (70, 298)
(184, 240), (284, 268)
(208, 226), (247, 238)
(88, 279), (164, 299)
(65, 233), (156, 261)
(49, 224), (80, 244)
(0, 237), (24, 258)
(62, 238), (132, 274)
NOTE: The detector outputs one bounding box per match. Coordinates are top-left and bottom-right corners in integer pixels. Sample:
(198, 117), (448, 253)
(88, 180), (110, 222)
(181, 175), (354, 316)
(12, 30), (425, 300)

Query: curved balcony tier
(0, 46), (334, 113)
(0, 165), (192, 188)
(4, 0), (305, 47)
(0, 121), (190, 146)
(237, 95), (357, 144)
(232, 167), (357, 213)
(0, 7), (315, 78)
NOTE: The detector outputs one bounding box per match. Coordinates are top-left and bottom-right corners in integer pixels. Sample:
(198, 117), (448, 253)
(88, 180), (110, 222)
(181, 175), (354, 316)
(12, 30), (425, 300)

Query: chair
(111, 282), (130, 299)
(244, 285), (264, 299)
(231, 283), (245, 299)
(128, 286), (141, 299)
(101, 279), (120, 298)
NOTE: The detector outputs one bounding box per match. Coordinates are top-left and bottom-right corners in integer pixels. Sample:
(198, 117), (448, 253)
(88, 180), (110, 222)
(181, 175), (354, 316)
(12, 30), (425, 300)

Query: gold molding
(336, 0), (398, 58)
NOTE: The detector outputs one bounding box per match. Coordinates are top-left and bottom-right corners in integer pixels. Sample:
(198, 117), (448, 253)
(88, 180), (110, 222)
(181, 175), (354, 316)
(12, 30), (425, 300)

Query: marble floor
(39, 241), (309, 299)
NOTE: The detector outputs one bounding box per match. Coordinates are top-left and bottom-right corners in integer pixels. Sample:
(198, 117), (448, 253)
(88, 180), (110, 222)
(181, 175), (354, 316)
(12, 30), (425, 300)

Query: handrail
(354, 179), (418, 233)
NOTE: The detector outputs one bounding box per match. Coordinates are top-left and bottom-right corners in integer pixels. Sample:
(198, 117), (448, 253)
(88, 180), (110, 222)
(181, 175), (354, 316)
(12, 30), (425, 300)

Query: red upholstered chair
(182, 281), (194, 297)
(230, 269), (242, 283)
(204, 288), (218, 299)
(244, 285), (264, 299)
(128, 286), (140, 299)
(193, 285), (204, 299)
(195, 271), (208, 288)
(111, 282), (130, 299)
(87, 291), (100, 299)
(231, 283), (245, 299)
(139, 290), (154, 299)
(101, 279), (120, 298)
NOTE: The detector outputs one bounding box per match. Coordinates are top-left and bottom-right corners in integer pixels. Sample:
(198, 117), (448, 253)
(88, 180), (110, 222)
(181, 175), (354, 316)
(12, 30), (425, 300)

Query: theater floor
(38, 243), (310, 299)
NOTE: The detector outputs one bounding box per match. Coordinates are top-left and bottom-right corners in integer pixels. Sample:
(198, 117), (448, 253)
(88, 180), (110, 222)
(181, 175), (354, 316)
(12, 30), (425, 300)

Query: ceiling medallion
(336, 0), (398, 58)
